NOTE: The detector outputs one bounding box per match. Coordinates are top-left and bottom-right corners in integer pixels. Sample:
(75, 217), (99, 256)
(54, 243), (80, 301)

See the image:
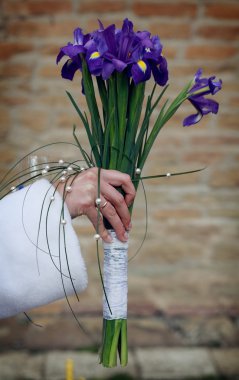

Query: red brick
(15, 109), (49, 131)
(183, 152), (224, 165)
(218, 113), (239, 130)
(37, 64), (59, 78)
(132, 2), (197, 17)
(162, 45), (177, 59)
(0, 95), (30, 106)
(153, 208), (202, 220)
(79, 0), (127, 13)
(0, 62), (33, 78)
(2, 0), (72, 16)
(7, 20), (78, 38)
(0, 146), (17, 163)
(230, 96), (239, 107)
(169, 64), (200, 77)
(0, 42), (33, 60)
(0, 109), (11, 140)
(197, 24), (239, 40)
(185, 45), (238, 60)
(205, 3), (239, 20)
(40, 44), (60, 56)
(191, 136), (239, 146)
(210, 167), (239, 187)
(150, 22), (191, 39)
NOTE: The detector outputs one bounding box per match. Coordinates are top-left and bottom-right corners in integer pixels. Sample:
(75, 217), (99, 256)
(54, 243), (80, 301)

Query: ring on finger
(101, 201), (108, 209)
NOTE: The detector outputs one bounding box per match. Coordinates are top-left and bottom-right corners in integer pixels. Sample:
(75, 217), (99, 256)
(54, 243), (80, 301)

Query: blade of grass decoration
(0, 142), (79, 193)
(66, 91), (101, 166)
(54, 18), (222, 368)
(128, 178), (148, 262)
(73, 125), (92, 168)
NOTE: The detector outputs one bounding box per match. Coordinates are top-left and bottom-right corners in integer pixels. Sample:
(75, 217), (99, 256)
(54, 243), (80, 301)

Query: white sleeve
(0, 179), (88, 318)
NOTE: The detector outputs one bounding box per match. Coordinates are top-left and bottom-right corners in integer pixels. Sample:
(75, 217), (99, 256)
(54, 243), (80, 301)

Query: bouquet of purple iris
(57, 18), (222, 367)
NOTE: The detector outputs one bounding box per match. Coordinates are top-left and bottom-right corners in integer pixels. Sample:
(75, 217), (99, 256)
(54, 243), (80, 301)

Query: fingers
(101, 183), (132, 232)
(101, 170), (136, 207)
(85, 206), (112, 243)
(99, 197), (129, 242)
(59, 168), (136, 243)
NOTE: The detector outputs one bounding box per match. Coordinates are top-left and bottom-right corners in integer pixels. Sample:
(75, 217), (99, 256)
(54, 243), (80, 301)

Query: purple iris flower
(57, 19), (168, 86)
(130, 35), (168, 85)
(90, 20), (132, 80)
(85, 39), (104, 76)
(90, 18), (168, 86)
(56, 28), (90, 80)
(183, 69), (222, 127)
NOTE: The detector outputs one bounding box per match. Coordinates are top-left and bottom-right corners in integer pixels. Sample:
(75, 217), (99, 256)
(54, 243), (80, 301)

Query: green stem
(120, 319), (128, 367)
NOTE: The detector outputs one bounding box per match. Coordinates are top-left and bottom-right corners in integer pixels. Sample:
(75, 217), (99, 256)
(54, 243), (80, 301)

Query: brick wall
(0, 0), (238, 350)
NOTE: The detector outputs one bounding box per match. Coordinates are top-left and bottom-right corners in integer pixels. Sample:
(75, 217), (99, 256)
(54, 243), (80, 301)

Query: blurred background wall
(0, 0), (238, 374)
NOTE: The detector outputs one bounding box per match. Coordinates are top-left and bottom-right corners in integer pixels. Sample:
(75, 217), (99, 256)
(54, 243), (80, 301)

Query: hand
(57, 168), (136, 243)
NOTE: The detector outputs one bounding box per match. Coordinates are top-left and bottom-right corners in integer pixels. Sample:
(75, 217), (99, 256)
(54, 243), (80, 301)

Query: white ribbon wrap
(103, 230), (128, 320)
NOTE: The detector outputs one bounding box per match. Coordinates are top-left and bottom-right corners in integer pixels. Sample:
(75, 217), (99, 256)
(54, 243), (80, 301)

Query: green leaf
(96, 76), (108, 127)
(81, 56), (103, 155)
(116, 72), (129, 168)
(138, 79), (193, 170)
(134, 84), (169, 167)
(107, 75), (119, 169)
(120, 81), (145, 174)
(102, 107), (115, 168)
(138, 98), (168, 169)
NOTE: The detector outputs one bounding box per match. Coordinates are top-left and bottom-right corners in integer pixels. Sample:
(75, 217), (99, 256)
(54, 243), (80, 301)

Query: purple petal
(144, 48), (160, 61)
(61, 59), (80, 80)
(151, 56), (168, 86)
(151, 35), (163, 54)
(183, 97), (219, 126)
(56, 49), (65, 64)
(136, 31), (151, 40)
(73, 28), (84, 45)
(190, 97), (219, 116)
(131, 45), (143, 62)
(103, 24), (117, 56)
(98, 19), (104, 31)
(118, 18), (136, 61)
(112, 58), (127, 72)
(136, 31), (153, 48)
(122, 18), (134, 35)
(62, 44), (85, 59)
(131, 60), (151, 84)
(194, 68), (203, 82)
(209, 77), (222, 95)
(91, 30), (108, 55)
(88, 56), (103, 76)
(183, 111), (203, 127)
(190, 69), (222, 97)
(102, 61), (115, 80)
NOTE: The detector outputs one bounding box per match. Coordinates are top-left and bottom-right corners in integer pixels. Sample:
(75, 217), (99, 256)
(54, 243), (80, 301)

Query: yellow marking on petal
(137, 60), (147, 73)
(90, 51), (100, 60)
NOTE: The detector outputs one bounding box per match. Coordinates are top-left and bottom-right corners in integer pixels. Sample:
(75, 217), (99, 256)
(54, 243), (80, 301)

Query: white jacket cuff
(0, 179), (87, 318)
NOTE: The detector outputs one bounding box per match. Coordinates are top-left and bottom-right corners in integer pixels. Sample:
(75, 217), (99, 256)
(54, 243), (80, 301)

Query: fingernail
(128, 222), (132, 231)
(124, 232), (129, 241)
(105, 234), (113, 243)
